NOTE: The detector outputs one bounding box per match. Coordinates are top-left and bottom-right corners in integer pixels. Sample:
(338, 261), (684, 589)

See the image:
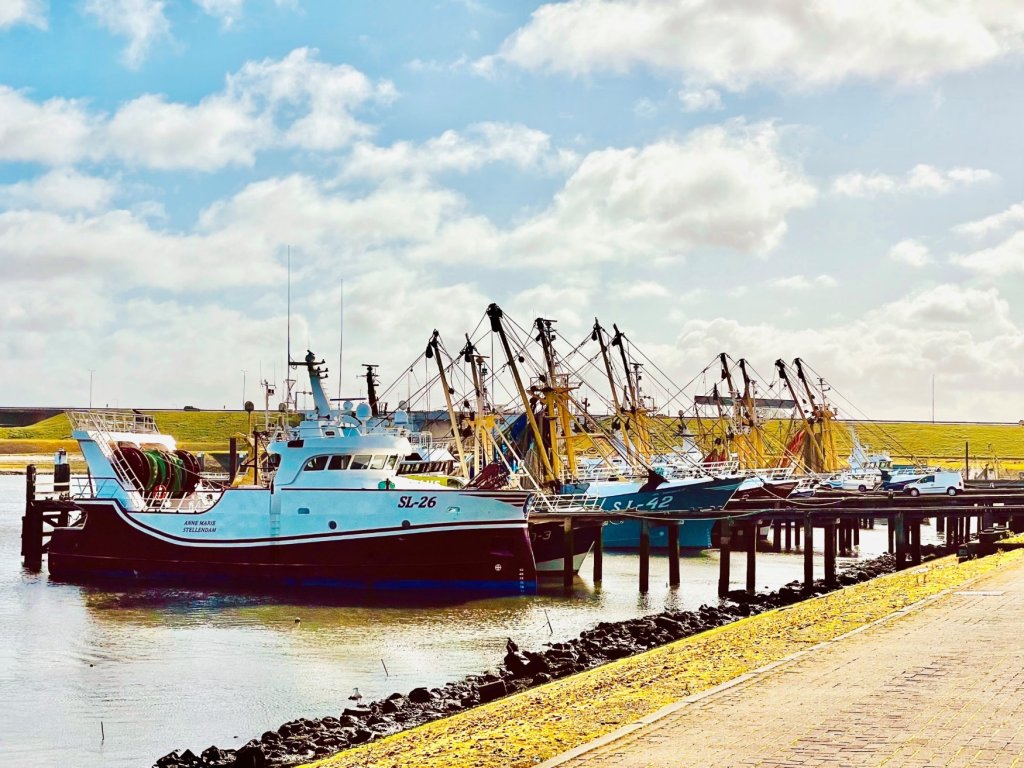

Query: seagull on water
(349, 688), (364, 704)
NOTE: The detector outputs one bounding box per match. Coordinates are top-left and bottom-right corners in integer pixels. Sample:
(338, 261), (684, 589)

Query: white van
(903, 471), (964, 497)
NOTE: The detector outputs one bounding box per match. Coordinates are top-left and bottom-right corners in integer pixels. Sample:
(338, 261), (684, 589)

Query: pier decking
(540, 555), (1024, 768)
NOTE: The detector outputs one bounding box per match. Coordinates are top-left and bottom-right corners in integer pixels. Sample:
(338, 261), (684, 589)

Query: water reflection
(0, 475), (931, 768)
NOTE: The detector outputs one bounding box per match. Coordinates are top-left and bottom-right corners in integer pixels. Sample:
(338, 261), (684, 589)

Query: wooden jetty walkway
(534, 489), (1024, 594)
(539, 554), (1024, 768)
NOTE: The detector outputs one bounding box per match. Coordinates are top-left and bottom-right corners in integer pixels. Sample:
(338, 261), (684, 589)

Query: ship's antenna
(338, 278), (344, 402)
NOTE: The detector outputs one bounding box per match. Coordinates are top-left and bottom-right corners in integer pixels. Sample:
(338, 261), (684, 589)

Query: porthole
(328, 520), (337, 530)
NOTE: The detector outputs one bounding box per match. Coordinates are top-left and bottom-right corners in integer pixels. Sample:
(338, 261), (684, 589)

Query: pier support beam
(910, 519), (922, 565)
(772, 520), (782, 553)
(803, 516), (814, 595)
(639, 519), (650, 594)
(894, 512), (907, 569)
(824, 518), (837, 588)
(853, 520), (860, 546)
(667, 522), (680, 588)
(746, 520), (757, 596)
(718, 519), (732, 597)
(784, 521), (792, 551)
(562, 519), (574, 593)
(592, 524), (603, 584)
(887, 517), (895, 553)
(20, 465), (42, 571)
(937, 515), (945, 534)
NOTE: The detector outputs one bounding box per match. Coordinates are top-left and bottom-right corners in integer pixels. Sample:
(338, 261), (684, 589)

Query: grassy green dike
(303, 548), (1024, 768)
(1, 411), (1022, 473)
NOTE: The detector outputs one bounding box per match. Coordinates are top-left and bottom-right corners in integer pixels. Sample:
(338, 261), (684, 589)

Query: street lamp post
(241, 369), (248, 409)
(88, 369), (95, 409)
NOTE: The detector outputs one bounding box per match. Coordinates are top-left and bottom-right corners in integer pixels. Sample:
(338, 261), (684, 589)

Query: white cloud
(951, 230), (1024, 276)
(195, 0), (245, 27)
(412, 121), (816, 267)
(491, 0), (1024, 89)
(769, 274), (837, 290)
(342, 122), (577, 181)
(84, 0), (170, 69)
(678, 88), (722, 112)
(0, 0), (46, 29)
(0, 48), (392, 170)
(0, 169), (117, 212)
(832, 164), (995, 197)
(0, 86), (96, 165)
(954, 201), (1024, 238)
(622, 280), (670, 299)
(889, 238), (931, 267)
(670, 284), (1024, 421)
(632, 97), (657, 118)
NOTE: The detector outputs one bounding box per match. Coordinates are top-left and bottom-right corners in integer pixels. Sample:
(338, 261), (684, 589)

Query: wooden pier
(533, 489), (1024, 596)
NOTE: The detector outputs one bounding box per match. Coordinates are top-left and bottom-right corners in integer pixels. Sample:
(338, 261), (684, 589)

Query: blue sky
(2, 0), (1024, 421)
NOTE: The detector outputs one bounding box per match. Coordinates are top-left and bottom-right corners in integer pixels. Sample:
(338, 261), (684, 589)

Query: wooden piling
(963, 514), (971, 542)
(21, 465), (42, 571)
(910, 519), (921, 565)
(784, 520), (792, 551)
(718, 518), (732, 597)
(894, 512), (906, 568)
(887, 517), (895, 553)
(803, 516), (814, 594)
(592, 524), (603, 584)
(639, 518), (650, 594)
(563, 518), (574, 592)
(667, 522), (680, 588)
(746, 520), (757, 596)
(853, 520), (860, 546)
(936, 515), (945, 533)
(772, 520), (782, 553)
(824, 518), (837, 587)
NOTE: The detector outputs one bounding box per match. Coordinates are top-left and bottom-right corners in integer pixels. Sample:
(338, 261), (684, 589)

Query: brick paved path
(546, 562), (1024, 768)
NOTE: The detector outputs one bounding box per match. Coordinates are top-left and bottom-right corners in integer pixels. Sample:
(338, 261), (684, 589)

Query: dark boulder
(408, 686), (434, 704)
(233, 744), (268, 768)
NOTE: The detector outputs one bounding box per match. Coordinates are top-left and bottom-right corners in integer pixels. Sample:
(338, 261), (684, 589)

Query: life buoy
(152, 483), (168, 501)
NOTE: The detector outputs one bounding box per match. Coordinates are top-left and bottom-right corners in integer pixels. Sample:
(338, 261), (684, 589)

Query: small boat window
(303, 456), (329, 471)
(385, 455), (399, 470)
(328, 455), (351, 471)
(350, 455), (372, 470)
(368, 455), (387, 470)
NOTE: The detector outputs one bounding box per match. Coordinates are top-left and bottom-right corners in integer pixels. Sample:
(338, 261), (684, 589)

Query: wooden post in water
(947, 514), (958, 551)
(853, 519), (860, 546)
(746, 520), (757, 596)
(718, 518), (732, 597)
(887, 517), (895, 553)
(910, 519), (922, 565)
(592, 524), (603, 584)
(936, 515), (945, 534)
(784, 520), (792, 551)
(823, 518), (837, 587)
(894, 512), (906, 568)
(772, 520), (782, 553)
(21, 465), (43, 571)
(562, 518), (574, 592)
(639, 519), (650, 593)
(963, 514), (971, 542)
(667, 522), (680, 587)
(803, 516), (814, 594)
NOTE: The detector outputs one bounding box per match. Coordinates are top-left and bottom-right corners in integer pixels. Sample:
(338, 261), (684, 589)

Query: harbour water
(0, 475), (937, 768)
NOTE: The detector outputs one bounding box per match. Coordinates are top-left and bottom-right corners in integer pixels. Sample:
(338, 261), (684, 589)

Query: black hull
(48, 502), (537, 594)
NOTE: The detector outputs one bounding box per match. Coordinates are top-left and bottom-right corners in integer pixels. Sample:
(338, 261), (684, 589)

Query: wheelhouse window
(303, 456), (329, 471)
(385, 455), (399, 470)
(328, 455), (351, 471)
(350, 455), (372, 470)
(368, 455), (388, 471)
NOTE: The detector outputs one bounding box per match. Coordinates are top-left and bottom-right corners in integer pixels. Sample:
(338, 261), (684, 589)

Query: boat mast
(426, 330), (470, 481)
(486, 304), (557, 486)
(534, 317), (576, 480)
(463, 334), (488, 473)
(362, 364), (380, 417)
(592, 319), (635, 465)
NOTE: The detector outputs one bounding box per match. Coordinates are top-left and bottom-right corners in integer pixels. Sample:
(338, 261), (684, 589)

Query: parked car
(904, 471), (964, 497)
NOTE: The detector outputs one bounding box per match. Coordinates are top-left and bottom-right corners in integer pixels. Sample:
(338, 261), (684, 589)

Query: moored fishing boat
(46, 352), (537, 593)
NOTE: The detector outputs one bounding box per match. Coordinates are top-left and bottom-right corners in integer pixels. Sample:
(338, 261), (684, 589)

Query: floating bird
(349, 688), (364, 704)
